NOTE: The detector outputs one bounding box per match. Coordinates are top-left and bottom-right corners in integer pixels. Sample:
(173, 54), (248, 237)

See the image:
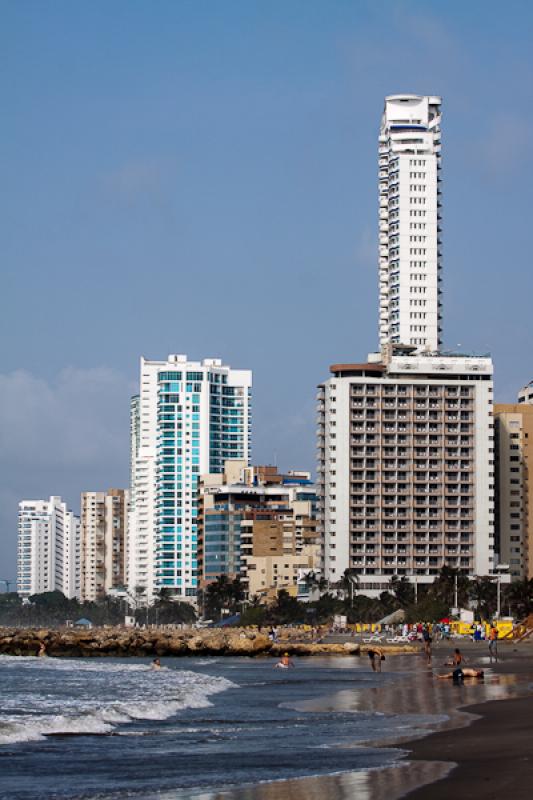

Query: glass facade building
(129, 355), (252, 599)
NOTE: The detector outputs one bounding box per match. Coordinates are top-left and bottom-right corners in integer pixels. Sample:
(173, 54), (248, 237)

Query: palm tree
(506, 578), (533, 619)
(390, 575), (415, 607)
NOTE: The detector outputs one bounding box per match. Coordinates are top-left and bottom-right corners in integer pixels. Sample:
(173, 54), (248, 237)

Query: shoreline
(189, 642), (533, 800)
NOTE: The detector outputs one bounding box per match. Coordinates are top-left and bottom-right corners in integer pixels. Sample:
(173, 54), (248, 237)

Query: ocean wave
(0, 657), (236, 745)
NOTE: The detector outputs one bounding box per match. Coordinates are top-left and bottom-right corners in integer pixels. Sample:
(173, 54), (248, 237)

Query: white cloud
(0, 367), (134, 579)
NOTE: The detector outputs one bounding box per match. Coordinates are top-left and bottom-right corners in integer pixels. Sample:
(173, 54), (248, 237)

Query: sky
(2, 0), (533, 580)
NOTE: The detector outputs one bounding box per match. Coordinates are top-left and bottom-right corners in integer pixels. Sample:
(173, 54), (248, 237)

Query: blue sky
(2, 0), (533, 579)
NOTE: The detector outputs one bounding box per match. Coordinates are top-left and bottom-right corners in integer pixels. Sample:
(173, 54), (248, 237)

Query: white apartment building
(129, 354), (252, 600)
(80, 489), (129, 602)
(17, 496), (80, 599)
(379, 94), (442, 353)
(318, 352), (495, 595)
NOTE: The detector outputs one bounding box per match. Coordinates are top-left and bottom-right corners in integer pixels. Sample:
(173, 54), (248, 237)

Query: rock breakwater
(0, 627), (418, 658)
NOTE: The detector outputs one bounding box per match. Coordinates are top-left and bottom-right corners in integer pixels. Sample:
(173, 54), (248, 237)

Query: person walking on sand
(488, 624), (498, 661)
(422, 625), (432, 665)
(367, 647), (384, 673)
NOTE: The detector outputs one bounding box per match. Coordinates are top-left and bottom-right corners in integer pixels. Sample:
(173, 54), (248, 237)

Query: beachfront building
(17, 496), (80, 599)
(494, 404), (533, 580)
(378, 94), (442, 353)
(128, 354), (252, 601)
(317, 352), (494, 596)
(79, 489), (129, 602)
(197, 462), (317, 592)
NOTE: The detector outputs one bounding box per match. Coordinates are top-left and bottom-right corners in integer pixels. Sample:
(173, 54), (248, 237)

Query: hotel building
(17, 496), (80, 599)
(128, 354), (252, 600)
(318, 352), (494, 594)
(80, 489), (129, 602)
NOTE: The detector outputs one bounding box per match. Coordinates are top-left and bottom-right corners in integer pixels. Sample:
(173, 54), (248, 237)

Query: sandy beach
(191, 639), (533, 800)
(403, 641), (533, 799)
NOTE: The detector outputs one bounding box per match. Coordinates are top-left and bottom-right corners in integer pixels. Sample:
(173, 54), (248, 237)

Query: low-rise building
(197, 462), (319, 599)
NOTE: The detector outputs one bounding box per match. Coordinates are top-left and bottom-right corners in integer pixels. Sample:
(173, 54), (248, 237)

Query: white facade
(318, 354), (495, 596)
(17, 496), (80, 599)
(379, 94), (442, 353)
(128, 354), (252, 600)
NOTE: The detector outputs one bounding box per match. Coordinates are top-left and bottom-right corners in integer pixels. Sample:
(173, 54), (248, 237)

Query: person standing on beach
(422, 625), (432, 665)
(489, 624), (498, 661)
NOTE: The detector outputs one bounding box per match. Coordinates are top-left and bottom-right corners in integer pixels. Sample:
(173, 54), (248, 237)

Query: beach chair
(362, 632), (384, 643)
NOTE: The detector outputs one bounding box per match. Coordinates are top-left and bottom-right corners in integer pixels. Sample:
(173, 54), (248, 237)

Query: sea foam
(0, 656), (235, 745)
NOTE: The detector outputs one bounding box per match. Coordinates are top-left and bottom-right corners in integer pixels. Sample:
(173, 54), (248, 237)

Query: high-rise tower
(128, 355), (252, 600)
(378, 94), (442, 352)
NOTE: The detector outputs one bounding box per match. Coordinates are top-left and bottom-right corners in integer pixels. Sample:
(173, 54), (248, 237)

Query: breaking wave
(0, 655), (235, 745)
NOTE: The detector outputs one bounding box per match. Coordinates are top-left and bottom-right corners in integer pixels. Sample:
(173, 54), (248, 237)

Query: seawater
(0, 654), (446, 800)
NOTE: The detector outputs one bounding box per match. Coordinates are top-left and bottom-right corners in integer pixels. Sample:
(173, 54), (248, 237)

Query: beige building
(494, 404), (533, 579)
(80, 489), (129, 602)
(318, 349), (495, 596)
(240, 502), (320, 602)
(197, 461), (319, 599)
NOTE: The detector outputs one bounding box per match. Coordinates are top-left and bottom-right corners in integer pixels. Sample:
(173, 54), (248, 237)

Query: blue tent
(74, 618), (93, 628)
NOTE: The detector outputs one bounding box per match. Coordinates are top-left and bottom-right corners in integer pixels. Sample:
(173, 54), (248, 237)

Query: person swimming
(275, 652), (295, 668)
(151, 658), (161, 670)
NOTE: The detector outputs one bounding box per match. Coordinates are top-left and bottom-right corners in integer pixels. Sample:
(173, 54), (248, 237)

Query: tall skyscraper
(128, 354), (252, 600)
(17, 496), (80, 598)
(80, 489), (129, 602)
(318, 95), (495, 595)
(378, 94), (442, 353)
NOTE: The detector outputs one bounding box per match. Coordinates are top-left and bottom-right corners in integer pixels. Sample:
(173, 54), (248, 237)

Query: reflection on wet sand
(289, 654), (528, 737)
(159, 761), (452, 800)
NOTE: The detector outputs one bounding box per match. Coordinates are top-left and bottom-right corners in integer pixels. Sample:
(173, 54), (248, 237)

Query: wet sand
(403, 641), (533, 799)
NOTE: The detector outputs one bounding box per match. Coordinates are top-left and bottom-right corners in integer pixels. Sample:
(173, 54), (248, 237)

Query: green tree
(469, 577), (497, 620)
(431, 566), (469, 608)
(267, 590), (303, 624)
(390, 575), (415, 607)
(506, 578), (533, 618)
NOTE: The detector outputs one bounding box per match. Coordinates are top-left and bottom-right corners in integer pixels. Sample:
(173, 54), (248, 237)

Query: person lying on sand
(437, 667), (484, 680)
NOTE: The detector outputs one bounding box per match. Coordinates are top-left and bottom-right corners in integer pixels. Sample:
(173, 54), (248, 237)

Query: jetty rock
(0, 627), (425, 658)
